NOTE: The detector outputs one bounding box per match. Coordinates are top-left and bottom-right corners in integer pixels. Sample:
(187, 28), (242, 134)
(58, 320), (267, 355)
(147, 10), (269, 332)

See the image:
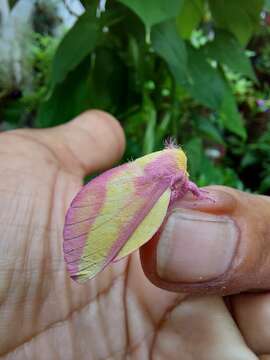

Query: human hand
(0, 110), (269, 360)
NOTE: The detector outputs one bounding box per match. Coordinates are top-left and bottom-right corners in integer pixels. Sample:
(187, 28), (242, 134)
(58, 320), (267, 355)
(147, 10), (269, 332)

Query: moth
(63, 144), (208, 282)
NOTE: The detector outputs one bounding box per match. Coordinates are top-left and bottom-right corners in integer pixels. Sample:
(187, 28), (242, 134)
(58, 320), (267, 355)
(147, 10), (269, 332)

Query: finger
(141, 186), (270, 295)
(151, 295), (257, 360)
(10, 110), (125, 177)
(231, 292), (270, 355)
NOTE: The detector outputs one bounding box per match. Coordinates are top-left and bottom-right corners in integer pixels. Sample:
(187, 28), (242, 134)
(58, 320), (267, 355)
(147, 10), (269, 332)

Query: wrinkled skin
(0, 111), (269, 360)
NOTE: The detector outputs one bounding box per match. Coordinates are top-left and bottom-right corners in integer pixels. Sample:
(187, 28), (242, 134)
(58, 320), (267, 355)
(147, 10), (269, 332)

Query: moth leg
(187, 181), (215, 202)
(170, 172), (184, 187)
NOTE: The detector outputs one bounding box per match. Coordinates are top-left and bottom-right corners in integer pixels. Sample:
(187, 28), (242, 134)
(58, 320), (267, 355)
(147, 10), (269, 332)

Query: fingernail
(157, 209), (238, 283)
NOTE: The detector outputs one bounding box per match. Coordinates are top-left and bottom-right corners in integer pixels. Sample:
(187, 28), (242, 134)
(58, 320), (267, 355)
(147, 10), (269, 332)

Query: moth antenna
(164, 137), (179, 149)
(127, 157), (134, 163)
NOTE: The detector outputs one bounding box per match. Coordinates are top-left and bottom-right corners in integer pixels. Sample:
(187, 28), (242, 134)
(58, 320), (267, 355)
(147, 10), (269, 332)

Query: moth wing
(115, 188), (170, 260)
(63, 163), (171, 282)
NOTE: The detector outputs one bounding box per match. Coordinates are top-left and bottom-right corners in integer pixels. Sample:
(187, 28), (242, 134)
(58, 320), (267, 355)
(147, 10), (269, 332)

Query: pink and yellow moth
(63, 144), (207, 282)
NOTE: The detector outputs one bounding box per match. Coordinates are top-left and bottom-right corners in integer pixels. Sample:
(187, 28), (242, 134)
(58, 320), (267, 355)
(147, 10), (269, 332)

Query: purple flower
(257, 99), (266, 107)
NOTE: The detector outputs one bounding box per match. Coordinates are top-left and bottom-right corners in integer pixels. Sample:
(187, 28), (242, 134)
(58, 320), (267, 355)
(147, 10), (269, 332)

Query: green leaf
(118, 0), (184, 28)
(204, 30), (256, 81)
(8, 0), (19, 8)
(50, 8), (100, 90)
(265, 0), (270, 10)
(259, 175), (270, 192)
(176, 0), (204, 38)
(80, 0), (92, 7)
(152, 25), (245, 137)
(151, 20), (188, 85)
(151, 25), (245, 138)
(184, 138), (204, 178)
(36, 58), (91, 127)
(220, 85), (247, 139)
(156, 111), (171, 144)
(87, 48), (127, 112)
(209, 0), (264, 45)
(196, 117), (225, 144)
(185, 46), (226, 109)
(241, 152), (257, 168)
(151, 24), (228, 111)
(142, 97), (156, 154)
(184, 138), (243, 188)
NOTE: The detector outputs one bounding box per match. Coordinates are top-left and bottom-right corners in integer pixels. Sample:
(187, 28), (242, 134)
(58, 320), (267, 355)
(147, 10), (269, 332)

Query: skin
(0, 110), (270, 359)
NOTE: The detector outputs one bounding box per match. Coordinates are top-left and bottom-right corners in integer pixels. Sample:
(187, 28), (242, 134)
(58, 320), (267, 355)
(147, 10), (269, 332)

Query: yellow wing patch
(116, 188), (171, 259)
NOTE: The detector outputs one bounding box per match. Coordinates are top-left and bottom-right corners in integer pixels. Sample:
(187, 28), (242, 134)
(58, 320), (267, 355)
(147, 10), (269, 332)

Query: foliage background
(1, 0), (270, 193)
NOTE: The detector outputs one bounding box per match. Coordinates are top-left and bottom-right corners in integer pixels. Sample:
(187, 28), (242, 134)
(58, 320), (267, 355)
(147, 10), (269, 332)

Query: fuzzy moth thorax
(174, 148), (188, 175)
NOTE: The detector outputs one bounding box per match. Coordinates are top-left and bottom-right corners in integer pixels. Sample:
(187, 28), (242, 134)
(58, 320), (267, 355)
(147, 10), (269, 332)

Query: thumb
(140, 186), (270, 296)
(15, 110), (125, 177)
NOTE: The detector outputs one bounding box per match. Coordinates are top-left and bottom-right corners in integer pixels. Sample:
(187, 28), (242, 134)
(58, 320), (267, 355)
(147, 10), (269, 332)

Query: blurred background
(1, 0), (270, 193)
